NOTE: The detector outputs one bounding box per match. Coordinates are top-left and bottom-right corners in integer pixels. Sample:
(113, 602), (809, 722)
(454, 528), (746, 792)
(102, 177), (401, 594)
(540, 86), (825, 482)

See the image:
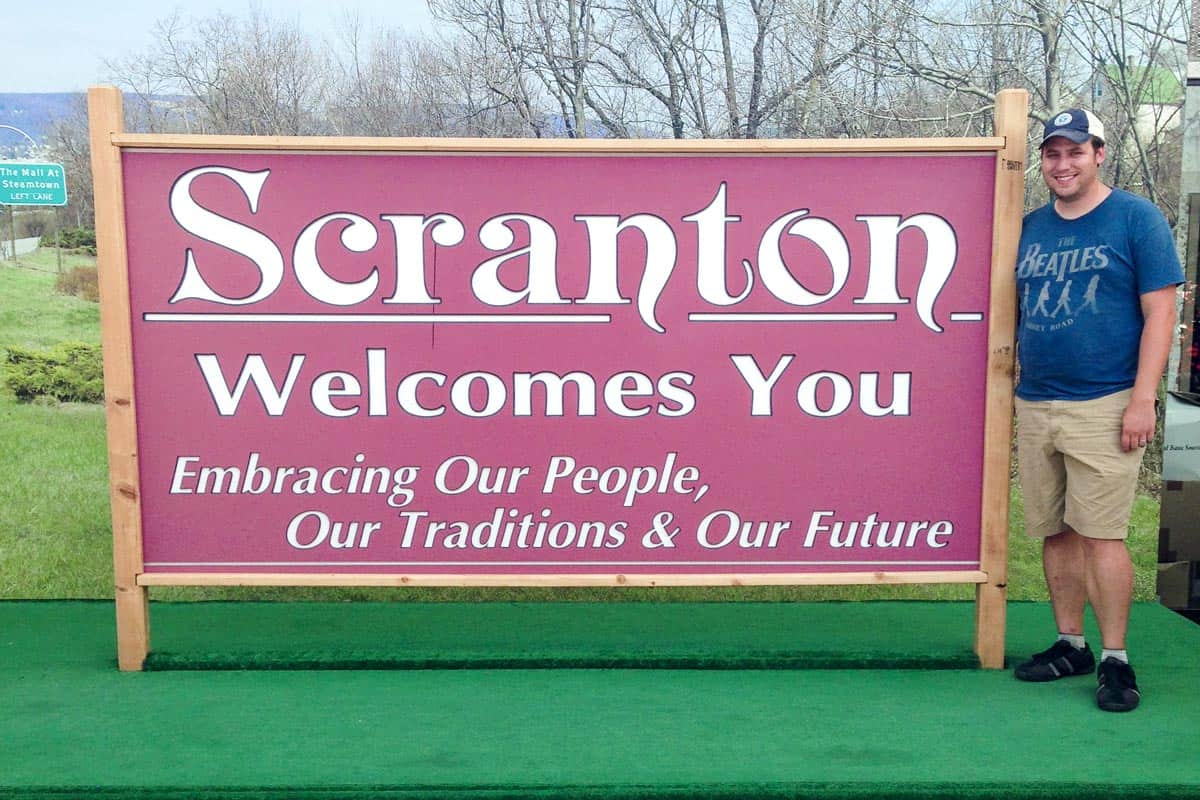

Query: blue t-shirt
(1015, 187), (1183, 401)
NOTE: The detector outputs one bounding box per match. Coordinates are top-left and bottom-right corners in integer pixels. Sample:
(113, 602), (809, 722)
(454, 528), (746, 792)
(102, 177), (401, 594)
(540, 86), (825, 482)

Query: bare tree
(1070, 0), (1188, 218)
(431, 0), (611, 136)
(867, 0), (1082, 124)
(328, 15), (432, 136)
(105, 9), (331, 135)
(91, 0), (1186, 224)
(868, 0), (1186, 216)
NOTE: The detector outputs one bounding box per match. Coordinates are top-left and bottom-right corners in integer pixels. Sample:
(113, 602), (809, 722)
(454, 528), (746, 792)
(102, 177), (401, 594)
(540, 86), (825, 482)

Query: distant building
(1100, 62), (1184, 144)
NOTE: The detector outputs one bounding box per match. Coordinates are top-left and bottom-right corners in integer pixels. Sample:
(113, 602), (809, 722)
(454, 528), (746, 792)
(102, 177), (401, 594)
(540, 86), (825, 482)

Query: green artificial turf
(0, 601), (1197, 800)
(143, 600), (985, 670)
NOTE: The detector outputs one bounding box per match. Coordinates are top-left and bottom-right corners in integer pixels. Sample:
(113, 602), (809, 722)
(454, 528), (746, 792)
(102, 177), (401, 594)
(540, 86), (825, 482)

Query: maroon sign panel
(121, 150), (996, 575)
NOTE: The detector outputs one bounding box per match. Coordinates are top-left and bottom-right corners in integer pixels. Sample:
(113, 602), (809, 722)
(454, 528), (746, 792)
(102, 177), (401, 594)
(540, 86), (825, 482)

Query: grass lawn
(0, 251), (1163, 602)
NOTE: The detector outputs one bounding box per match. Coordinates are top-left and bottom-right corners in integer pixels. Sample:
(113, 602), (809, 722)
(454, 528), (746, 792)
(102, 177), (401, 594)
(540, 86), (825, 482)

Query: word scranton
(167, 167), (961, 333)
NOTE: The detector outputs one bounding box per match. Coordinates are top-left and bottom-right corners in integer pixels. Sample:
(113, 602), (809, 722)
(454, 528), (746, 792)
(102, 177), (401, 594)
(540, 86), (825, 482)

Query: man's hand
(1121, 396), (1156, 452)
(1122, 285), (1178, 453)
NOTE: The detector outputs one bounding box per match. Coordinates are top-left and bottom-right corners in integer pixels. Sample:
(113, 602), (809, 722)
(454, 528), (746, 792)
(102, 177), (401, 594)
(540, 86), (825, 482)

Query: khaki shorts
(1015, 389), (1145, 540)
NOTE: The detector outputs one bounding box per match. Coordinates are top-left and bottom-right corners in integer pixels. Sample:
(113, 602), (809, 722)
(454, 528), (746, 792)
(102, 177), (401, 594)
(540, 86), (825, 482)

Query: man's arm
(1121, 284), (1179, 452)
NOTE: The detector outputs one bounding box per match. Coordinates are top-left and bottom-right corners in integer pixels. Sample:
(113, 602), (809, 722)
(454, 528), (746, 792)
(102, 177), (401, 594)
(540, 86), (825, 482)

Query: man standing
(1013, 109), (1183, 711)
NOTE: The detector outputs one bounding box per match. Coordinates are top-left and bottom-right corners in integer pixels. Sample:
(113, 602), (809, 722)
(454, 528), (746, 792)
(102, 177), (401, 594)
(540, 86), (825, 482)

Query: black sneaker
(1096, 657), (1141, 712)
(1014, 640), (1096, 682)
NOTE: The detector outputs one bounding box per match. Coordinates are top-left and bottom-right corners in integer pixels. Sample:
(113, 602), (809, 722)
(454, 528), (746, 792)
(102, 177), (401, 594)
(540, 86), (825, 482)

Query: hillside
(0, 93), (179, 155)
(0, 93), (82, 151)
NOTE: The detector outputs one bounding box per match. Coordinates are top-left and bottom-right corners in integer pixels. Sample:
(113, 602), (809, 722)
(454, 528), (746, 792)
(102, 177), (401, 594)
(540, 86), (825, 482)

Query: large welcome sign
(90, 87), (1028, 669)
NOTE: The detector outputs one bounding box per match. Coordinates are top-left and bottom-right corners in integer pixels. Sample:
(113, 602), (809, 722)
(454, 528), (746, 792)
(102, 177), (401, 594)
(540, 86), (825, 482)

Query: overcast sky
(7, 0), (436, 93)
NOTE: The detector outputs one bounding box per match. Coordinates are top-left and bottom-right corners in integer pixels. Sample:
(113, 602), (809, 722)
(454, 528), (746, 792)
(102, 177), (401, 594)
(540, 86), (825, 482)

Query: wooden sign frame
(88, 86), (1028, 671)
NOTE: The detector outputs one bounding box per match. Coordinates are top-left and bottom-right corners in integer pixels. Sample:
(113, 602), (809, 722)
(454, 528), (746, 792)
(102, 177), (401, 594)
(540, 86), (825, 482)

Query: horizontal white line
(144, 312), (984, 325)
(143, 313), (611, 324)
(688, 313), (897, 322)
(145, 560), (981, 567)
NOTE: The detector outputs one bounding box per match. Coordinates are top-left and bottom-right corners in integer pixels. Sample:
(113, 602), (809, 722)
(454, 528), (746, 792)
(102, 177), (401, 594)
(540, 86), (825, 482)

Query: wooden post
(975, 88), (1029, 668)
(88, 87), (149, 671)
(6, 204), (15, 264)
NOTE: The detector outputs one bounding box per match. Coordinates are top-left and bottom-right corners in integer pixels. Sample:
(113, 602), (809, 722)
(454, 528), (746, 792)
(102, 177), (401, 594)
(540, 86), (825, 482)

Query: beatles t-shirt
(1015, 187), (1183, 401)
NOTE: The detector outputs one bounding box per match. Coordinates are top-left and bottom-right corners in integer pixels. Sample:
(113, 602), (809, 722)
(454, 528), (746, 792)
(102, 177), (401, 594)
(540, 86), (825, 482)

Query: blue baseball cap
(1041, 109), (1106, 147)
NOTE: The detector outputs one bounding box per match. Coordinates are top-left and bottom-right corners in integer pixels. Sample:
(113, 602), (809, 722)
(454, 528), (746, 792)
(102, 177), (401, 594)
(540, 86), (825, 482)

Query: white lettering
(293, 213), (380, 306)
(168, 167), (284, 305)
(575, 214), (676, 333)
(473, 214), (568, 306)
(196, 354), (304, 416)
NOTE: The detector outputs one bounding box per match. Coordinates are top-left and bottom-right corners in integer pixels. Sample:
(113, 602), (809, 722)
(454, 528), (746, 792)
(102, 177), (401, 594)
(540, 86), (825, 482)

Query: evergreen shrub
(3, 342), (104, 403)
(42, 227), (97, 255)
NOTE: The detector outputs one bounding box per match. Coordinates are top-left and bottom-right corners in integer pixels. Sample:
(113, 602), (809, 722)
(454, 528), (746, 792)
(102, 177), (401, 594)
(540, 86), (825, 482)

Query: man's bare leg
(1085, 537), (1140, 711)
(1081, 538), (1133, 649)
(1042, 527), (1087, 635)
(1014, 526), (1096, 681)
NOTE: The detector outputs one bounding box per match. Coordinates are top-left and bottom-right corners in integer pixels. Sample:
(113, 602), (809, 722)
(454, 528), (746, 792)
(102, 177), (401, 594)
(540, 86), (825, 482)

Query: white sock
(1058, 633), (1086, 649)
(1101, 648), (1129, 664)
